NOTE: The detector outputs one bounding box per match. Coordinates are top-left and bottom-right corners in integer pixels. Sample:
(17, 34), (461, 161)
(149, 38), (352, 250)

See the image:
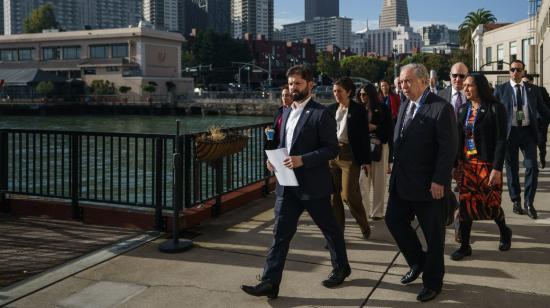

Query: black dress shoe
(450, 245), (472, 261)
(525, 204), (538, 219)
(241, 280), (279, 299)
(400, 264), (422, 284)
(512, 201), (524, 215)
(322, 265), (351, 288)
(499, 226), (512, 251)
(416, 287), (440, 302)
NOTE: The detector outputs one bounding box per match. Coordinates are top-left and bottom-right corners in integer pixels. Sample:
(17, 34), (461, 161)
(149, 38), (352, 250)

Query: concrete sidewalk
(5, 168), (550, 307)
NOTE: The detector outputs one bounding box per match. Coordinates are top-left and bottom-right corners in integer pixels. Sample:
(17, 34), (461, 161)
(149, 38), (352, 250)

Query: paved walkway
(2, 167), (550, 307)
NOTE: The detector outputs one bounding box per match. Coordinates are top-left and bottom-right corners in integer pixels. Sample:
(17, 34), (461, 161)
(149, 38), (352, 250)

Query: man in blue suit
(241, 65), (351, 299)
(494, 59), (550, 219)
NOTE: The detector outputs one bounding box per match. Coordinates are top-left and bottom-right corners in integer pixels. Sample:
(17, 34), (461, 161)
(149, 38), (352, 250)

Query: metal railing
(0, 122), (272, 229)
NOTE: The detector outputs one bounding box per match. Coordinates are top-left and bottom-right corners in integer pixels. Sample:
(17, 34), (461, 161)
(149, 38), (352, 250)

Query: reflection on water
(0, 115), (273, 134)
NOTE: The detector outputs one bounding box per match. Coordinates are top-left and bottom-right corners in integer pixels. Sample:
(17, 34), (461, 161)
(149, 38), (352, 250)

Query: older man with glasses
(438, 62), (469, 118)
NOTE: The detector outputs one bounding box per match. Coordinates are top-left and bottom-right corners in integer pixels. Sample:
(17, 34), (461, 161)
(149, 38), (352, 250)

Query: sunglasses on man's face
(451, 74), (466, 79)
(510, 67), (523, 73)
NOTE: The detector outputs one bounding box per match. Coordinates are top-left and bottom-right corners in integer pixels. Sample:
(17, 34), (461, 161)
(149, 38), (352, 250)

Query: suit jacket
(327, 100), (371, 165)
(536, 85), (550, 126)
(494, 81), (550, 143)
(438, 86), (453, 104)
(456, 101), (507, 171)
(275, 98), (338, 200)
(380, 93), (401, 120)
(389, 90), (458, 201)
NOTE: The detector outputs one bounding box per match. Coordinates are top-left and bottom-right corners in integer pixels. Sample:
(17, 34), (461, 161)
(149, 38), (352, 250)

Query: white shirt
(451, 87), (465, 113)
(285, 96), (311, 151)
(335, 104), (349, 144)
(509, 80), (530, 126)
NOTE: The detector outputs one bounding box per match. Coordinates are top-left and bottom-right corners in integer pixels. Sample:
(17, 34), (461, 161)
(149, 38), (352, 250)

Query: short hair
(523, 74), (534, 82)
(286, 65), (313, 82)
(468, 73), (498, 103)
(281, 84), (289, 91)
(334, 77), (356, 99)
(511, 59), (525, 69)
(401, 63), (429, 83)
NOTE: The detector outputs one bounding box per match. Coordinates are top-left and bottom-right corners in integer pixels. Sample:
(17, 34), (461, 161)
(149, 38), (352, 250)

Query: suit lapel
(475, 102), (488, 125)
(280, 107), (291, 147)
(291, 100), (314, 149)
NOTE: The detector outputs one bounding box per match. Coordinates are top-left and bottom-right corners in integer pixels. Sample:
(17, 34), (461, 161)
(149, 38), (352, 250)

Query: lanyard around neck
(464, 104), (479, 134)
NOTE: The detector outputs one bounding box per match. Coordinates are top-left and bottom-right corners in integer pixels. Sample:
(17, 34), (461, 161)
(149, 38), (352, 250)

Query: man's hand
(283, 156), (303, 169)
(488, 169), (502, 187)
(361, 164), (370, 177)
(430, 182), (445, 200)
(266, 160), (274, 172)
(387, 163), (392, 174)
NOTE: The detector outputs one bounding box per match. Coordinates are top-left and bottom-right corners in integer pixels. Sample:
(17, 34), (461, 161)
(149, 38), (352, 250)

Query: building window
(63, 46), (81, 60)
(111, 44), (128, 58)
(485, 47), (492, 65)
(83, 68), (96, 75)
(522, 38), (534, 66)
(43, 47), (60, 60)
(0, 49), (17, 61)
(18, 48), (33, 61)
(106, 66), (119, 72)
(90, 45), (108, 59)
(509, 41), (517, 62)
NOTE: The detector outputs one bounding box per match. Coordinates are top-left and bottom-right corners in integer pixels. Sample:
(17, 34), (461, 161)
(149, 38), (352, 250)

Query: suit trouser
(385, 191), (446, 292)
(262, 192), (349, 286)
(329, 144), (370, 234)
(359, 143), (389, 218)
(505, 126), (539, 205)
(538, 123), (548, 159)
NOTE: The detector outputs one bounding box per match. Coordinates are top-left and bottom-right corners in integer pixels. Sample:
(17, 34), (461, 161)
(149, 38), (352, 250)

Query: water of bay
(0, 115), (273, 134)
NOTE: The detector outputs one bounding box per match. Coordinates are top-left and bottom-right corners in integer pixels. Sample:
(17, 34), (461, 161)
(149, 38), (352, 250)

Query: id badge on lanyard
(465, 105), (478, 156)
(516, 110), (525, 121)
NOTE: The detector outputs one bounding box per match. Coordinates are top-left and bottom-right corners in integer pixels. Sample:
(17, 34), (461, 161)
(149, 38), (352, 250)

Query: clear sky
(275, 0), (532, 32)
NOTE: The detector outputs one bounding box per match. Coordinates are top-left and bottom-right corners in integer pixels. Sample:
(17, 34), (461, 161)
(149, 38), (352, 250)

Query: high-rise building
(3, 0), (142, 35)
(352, 25), (422, 56)
(143, 0), (179, 32)
(379, 0), (409, 29)
(181, 0), (230, 35)
(418, 24), (459, 46)
(231, 0), (273, 40)
(305, 0), (339, 21)
(0, 1), (4, 35)
(282, 16), (351, 52)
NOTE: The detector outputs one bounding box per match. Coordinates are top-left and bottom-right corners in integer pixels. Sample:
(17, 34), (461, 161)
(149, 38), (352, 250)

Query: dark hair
(511, 59), (525, 69)
(468, 73), (498, 103)
(281, 84), (289, 91)
(377, 79), (392, 96)
(286, 65), (313, 82)
(334, 77), (356, 98)
(357, 83), (380, 107)
(523, 74), (534, 82)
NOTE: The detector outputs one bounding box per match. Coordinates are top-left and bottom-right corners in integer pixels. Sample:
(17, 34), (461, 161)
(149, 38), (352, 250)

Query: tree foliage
(36, 81), (54, 97)
(400, 53), (450, 81)
(90, 80), (116, 95)
(316, 52), (341, 80)
(23, 3), (59, 33)
(340, 56), (387, 82)
(459, 9), (496, 51)
(118, 86), (132, 94)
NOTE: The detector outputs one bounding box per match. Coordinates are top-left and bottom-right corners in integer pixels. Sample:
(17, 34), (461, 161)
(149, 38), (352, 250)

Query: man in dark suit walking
(241, 65), (351, 299)
(494, 60), (550, 219)
(522, 74), (550, 169)
(385, 63), (457, 302)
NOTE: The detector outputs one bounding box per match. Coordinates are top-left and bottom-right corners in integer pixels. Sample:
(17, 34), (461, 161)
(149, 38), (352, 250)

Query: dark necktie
(454, 92), (463, 115)
(402, 102), (416, 134)
(515, 84), (523, 126)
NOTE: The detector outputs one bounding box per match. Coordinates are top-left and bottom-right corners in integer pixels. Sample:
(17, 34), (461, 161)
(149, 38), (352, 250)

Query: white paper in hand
(265, 148), (299, 186)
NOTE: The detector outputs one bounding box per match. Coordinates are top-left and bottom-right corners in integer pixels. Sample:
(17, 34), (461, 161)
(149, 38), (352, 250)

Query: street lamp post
(393, 48), (399, 80)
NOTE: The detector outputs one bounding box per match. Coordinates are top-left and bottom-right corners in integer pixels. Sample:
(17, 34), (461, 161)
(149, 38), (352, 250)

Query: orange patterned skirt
(458, 156), (504, 222)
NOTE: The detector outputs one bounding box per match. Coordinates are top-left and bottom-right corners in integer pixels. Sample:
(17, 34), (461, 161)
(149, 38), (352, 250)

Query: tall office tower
(181, 0), (230, 35)
(143, 0), (179, 31)
(231, 0), (273, 40)
(81, 0), (142, 29)
(0, 1), (4, 34)
(282, 16), (351, 51)
(379, 0), (409, 29)
(305, 0), (338, 21)
(3, 0), (81, 35)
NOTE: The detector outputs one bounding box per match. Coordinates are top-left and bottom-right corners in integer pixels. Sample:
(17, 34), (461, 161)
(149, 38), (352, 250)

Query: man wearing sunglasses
(438, 62), (469, 118)
(494, 59), (550, 219)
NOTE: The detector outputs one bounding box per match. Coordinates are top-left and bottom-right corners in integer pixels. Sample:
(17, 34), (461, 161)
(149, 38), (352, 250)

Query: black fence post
(0, 131), (8, 210)
(184, 134), (192, 209)
(70, 133), (81, 219)
(213, 159), (222, 217)
(154, 138), (164, 231)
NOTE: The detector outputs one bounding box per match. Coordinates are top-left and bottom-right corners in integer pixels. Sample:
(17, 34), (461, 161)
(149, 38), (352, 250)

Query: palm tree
(459, 9), (497, 51)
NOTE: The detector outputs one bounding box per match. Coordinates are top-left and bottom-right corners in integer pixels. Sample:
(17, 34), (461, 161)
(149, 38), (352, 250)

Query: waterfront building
(351, 25), (422, 56)
(379, 0), (409, 29)
(2, 0), (142, 35)
(0, 26), (193, 97)
(420, 43), (461, 55)
(305, 0), (339, 21)
(231, 0), (274, 40)
(281, 16), (352, 52)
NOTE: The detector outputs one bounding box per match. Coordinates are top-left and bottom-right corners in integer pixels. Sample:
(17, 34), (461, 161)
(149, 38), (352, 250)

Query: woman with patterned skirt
(451, 73), (512, 261)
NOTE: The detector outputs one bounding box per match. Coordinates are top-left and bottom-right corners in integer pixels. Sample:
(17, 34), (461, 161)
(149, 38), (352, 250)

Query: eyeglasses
(510, 67), (523, 73)
(282, 94), (291, 97)
(451, 74), (466, 79)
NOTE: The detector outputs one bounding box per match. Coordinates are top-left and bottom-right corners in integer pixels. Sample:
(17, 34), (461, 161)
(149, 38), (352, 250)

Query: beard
(291, 88), (309, 102)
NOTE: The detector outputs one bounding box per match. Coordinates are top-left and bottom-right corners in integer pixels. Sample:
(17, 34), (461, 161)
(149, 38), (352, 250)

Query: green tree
(316, 52), (341, 80)
(36, 81), (54, 97)
(459, 9), (496, 52)
(23, 3), (59, 33)
(340, 56), (387, 82)
(118, 85), (131, 94)
(90, 80), (116, 95)
(400, 53), (450, 81)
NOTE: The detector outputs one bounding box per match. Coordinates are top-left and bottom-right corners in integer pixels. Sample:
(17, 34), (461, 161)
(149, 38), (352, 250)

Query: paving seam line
(0, 231), (161, 307)
(361, 222), (420, 307)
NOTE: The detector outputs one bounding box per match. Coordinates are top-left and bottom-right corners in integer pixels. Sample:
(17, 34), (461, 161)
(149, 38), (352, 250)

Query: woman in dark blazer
(357, 83), (393, 220)
(451, 73), (511, 261)
(327, 77), (371, 239)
